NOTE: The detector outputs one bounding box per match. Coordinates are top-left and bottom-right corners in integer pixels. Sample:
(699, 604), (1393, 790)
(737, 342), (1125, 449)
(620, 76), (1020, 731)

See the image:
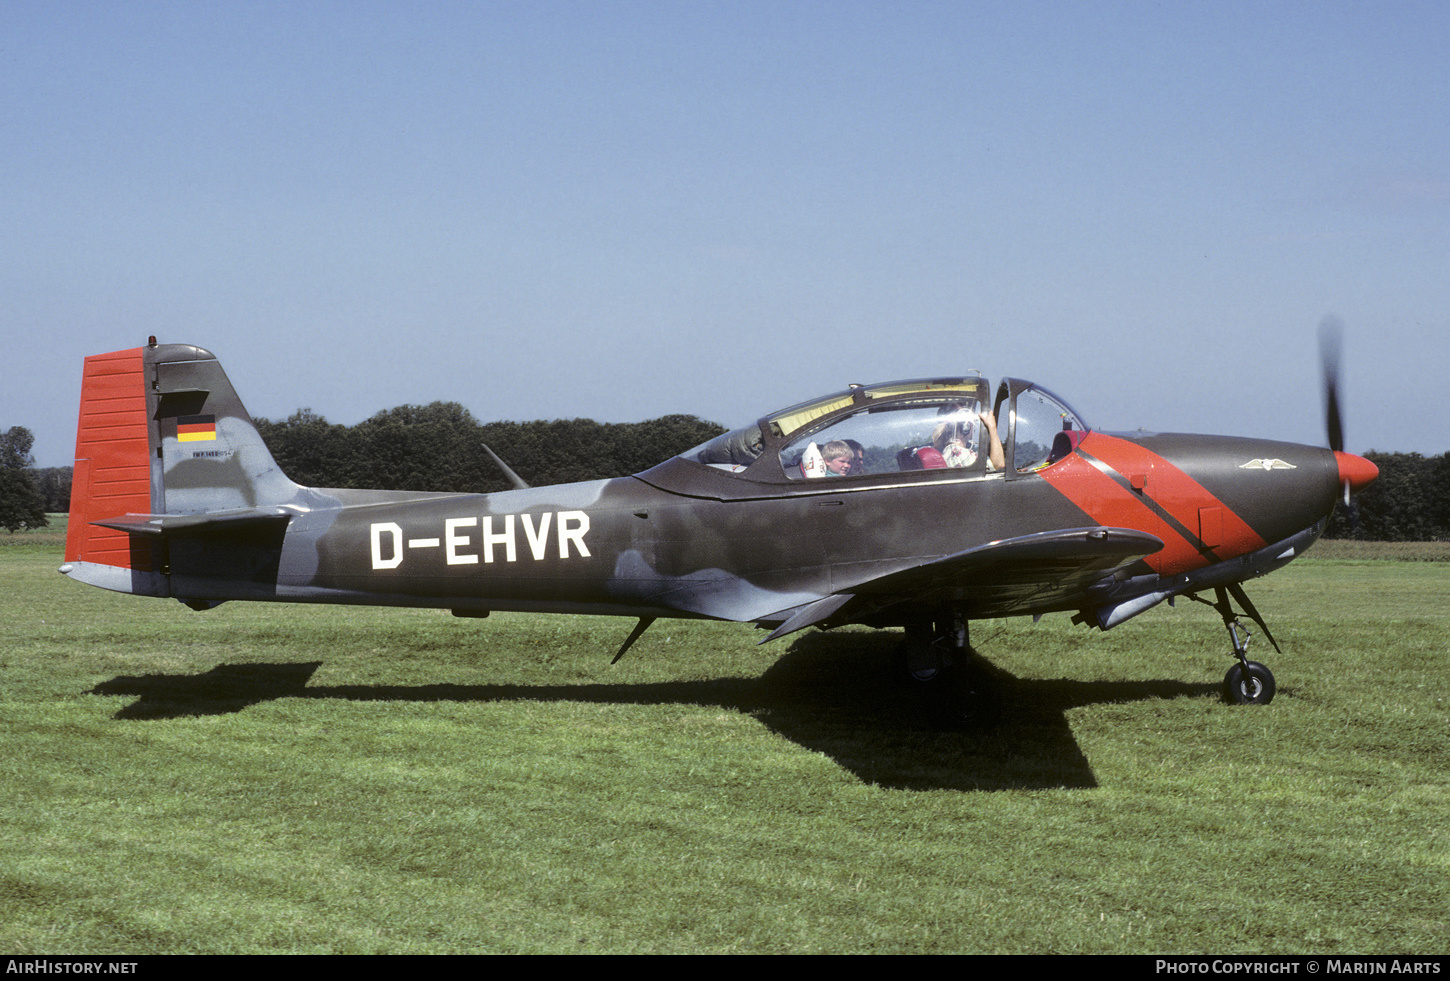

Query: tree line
(252, 402), (727, 494)
(1, 407), (726, 531)
(1323, 451), (1450, 542)
(5, 414), (1449, 541)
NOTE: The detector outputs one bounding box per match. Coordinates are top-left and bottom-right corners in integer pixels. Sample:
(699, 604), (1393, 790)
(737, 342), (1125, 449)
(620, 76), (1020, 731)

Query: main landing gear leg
(1211, 585), (1278, 705)
(895, 611), (998, 723)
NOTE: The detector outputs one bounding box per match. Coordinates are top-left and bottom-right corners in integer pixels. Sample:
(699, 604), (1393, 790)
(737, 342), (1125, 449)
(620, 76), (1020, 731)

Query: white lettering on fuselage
(370, 511), (591, 570)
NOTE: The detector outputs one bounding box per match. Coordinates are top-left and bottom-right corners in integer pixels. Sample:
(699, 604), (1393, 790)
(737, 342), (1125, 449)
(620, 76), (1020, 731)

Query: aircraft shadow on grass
(88, 632), (1216, 792)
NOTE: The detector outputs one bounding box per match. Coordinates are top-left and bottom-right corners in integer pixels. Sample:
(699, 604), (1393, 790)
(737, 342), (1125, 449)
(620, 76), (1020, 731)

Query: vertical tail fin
(145, 342), (301, 514)
(62, 340), (304, 595)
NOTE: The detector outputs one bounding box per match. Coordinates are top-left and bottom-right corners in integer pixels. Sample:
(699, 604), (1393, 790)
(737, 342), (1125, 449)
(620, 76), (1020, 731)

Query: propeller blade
(1319, 316), (1345, 453)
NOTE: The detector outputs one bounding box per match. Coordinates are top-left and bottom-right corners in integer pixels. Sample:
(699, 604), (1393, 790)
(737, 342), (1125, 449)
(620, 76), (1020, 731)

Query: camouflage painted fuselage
(62, 342), (1377, 640)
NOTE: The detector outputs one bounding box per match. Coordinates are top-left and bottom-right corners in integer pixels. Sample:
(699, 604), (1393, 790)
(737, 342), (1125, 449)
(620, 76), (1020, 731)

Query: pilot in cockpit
(932, 404), (1005, 472)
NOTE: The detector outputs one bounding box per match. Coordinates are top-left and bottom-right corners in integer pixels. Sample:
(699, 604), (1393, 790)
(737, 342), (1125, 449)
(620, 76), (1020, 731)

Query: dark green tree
(34, 467), (73, 513)
(477, 415), (725, 489)
(349, 402), (493, 492)
(611, 414), (727, 475)
(1427, 453), (1450, 540)
(1324, 451), (1450, 541)
(1356, 452), (1433, 541)
(255, 408), (356, 489)
(0, 426), (48, 532)
(255, 403), (726, 494)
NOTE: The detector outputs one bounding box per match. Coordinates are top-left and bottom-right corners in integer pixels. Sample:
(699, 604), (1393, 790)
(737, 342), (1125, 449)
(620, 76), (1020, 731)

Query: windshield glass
(1009, 385), (1088, 472)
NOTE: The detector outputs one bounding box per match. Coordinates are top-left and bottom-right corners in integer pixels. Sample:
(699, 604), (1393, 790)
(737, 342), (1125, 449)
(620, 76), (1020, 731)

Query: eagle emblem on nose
(1240, 458), (1297, 470)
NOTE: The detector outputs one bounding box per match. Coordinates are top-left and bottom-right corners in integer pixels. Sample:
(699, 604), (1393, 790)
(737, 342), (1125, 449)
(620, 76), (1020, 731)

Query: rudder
(64, 347), (154, 582)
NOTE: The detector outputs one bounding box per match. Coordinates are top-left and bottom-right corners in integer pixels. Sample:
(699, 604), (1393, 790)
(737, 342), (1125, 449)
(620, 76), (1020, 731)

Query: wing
(759, 526), (1163, 642)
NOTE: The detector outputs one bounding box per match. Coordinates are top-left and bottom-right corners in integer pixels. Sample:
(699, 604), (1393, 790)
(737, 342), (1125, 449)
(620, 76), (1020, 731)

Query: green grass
(2, 521), (1446, 953)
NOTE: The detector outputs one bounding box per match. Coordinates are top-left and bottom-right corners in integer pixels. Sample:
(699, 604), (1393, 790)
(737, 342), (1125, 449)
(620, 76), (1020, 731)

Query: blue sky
(5, 1), (1447, 467)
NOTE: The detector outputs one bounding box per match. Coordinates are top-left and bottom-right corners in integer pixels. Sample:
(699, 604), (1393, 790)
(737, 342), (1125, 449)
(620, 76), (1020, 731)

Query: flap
(758, 592), (857, 644)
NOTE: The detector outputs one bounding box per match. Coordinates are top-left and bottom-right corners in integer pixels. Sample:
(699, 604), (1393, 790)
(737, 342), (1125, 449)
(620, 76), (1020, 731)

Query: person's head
(932, 411), (976, 451)
(821, 440), (853, 475)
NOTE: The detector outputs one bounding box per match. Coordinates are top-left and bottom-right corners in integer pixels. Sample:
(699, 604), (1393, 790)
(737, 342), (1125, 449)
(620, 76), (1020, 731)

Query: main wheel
(895, 634), (951, 683)
(1222, 661), (1276, 705)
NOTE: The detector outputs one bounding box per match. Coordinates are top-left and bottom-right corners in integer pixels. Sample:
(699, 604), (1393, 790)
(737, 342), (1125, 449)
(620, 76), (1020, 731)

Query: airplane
(61, 336), (1378, 712)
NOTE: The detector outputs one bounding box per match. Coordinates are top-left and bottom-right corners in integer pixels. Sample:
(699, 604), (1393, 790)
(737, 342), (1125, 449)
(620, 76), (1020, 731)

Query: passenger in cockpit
(820, 440), (854, 476)
(800, 440), (855, 478)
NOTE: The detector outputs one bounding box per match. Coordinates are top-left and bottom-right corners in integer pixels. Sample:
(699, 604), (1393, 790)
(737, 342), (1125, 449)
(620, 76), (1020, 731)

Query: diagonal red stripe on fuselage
(1081, 434), (1267, 563)
(1037, 451), (1203, 575)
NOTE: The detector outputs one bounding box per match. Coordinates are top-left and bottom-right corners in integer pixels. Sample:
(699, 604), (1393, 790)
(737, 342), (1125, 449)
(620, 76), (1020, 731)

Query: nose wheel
(1224, 658), (1276, 704)
(1208, 585), (1279, 705)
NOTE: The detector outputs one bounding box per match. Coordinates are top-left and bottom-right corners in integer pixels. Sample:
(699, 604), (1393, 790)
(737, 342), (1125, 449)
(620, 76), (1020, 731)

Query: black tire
(895, 635), (949, 684)
(1223, 661), (1276, 705)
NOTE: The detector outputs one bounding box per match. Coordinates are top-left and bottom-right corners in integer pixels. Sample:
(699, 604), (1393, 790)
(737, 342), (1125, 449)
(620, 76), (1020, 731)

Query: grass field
(3, 518), (1446, 953)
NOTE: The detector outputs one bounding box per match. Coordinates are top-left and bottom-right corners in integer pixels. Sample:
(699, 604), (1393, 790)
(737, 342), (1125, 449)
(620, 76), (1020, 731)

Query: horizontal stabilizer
(92, 508), (297, 537)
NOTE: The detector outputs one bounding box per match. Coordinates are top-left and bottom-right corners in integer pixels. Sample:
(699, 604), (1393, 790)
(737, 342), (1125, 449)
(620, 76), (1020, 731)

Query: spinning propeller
(1319, 317), (1379, 505)
(1320, 317), (1345, 455)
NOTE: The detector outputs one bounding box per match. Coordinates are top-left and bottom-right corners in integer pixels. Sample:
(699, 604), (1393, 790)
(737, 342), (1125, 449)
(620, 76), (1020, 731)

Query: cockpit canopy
(679, 376), (1089, 482)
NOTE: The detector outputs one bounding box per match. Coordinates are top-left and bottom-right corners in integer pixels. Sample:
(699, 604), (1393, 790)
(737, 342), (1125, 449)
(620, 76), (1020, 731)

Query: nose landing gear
(1206, 584), (1280, 705)
(1220, 616), (1277, 704)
